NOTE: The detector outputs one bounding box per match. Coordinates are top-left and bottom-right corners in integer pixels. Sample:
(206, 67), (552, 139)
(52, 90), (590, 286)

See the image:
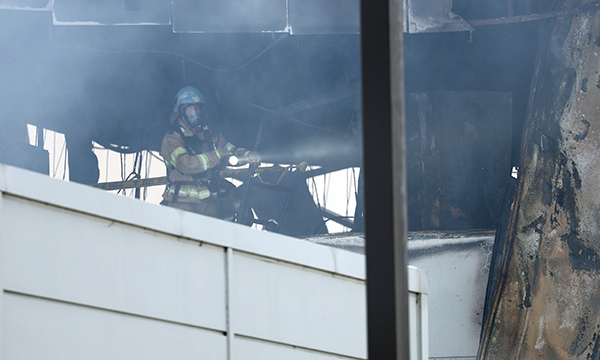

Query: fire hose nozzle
(226, 155), (252, 166)
(227, 155), (240, 166)
(226, 153), (261, 167)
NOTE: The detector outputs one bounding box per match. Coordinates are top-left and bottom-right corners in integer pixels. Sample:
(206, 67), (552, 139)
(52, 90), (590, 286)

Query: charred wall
(479, 3), (600, 358)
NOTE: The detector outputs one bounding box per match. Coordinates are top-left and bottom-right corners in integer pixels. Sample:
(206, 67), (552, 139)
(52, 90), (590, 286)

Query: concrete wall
(0, 164), (427, 360)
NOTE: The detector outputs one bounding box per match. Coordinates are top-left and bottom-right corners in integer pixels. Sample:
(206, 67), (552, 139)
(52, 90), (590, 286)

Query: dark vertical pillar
(361, 0), (409, 359)
(65, 134), (100, 185)
(352, 169), (365, 232)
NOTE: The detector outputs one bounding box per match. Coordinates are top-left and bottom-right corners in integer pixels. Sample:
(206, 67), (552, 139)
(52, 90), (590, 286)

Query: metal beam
(320, 207), (354, 228)
(361, 0), (409, 359)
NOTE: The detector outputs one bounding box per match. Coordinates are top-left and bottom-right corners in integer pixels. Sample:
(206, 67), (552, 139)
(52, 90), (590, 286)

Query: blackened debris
(567, 233), (600, 271)
(572, 316), (591, 356)
(582, 77), (589, 92)
(524, 282), (532, 308)
(521, 215), (545, 234)
(543, 180), (554, 206)
(555, 186), (566, 213)
(541, 134), (557, 154)
(572, 161), (582, 189)
(588, 330), (600, 360)
(552, 69), (576, 123)
(575, 119), (591, 142)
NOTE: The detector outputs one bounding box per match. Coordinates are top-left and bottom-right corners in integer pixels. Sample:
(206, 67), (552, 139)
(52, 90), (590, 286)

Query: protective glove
(244, 151), (261, 164)
(215, 147), (231, 160)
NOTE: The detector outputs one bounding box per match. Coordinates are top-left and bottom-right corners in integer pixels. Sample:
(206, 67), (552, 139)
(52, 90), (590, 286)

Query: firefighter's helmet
(173, 86), (205, 112)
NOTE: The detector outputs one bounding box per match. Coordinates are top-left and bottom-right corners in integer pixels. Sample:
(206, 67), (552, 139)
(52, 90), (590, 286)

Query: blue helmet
(173, 86), (205, 112)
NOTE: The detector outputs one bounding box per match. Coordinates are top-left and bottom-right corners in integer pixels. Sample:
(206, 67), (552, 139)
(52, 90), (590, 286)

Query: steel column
(361, 0), (409, 359)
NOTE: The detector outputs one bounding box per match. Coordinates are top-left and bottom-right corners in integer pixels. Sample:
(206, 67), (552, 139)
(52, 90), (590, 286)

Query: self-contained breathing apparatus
(167, 122), (235, 202)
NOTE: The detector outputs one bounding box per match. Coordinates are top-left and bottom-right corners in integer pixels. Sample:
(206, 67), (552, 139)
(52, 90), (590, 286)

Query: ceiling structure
(0, 0), (552, 231)
(0, 1), (363, 172)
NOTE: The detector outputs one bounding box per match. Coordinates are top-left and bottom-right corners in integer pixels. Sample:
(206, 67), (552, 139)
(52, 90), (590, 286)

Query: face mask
(183, 104), (202, 128)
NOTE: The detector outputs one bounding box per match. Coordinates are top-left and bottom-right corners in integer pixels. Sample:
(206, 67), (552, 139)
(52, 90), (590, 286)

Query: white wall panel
(0, 164), (364, 280)
(232, 252), (367, 358)
(2, 293), (227, 360)
(232, 336), (359, 360)
(408, 292), (420, 360)
(0, 193), (4, 359)
(0, 165), (427, 360)
(410, 243), (489, 359)
(1, 196), (227, 331)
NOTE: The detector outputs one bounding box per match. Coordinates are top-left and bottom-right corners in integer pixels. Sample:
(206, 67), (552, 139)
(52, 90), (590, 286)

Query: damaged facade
(1, 0), (600, 358)
(480, 0), (600, 358)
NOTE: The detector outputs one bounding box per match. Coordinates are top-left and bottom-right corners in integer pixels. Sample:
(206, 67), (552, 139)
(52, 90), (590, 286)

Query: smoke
(0, 1), (365, 234)
(0, 0), (547, 236)
(258, 136), (360, 168)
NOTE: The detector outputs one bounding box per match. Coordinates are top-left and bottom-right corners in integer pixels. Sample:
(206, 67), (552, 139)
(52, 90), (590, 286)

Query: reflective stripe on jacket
(160, 125), (244, 203)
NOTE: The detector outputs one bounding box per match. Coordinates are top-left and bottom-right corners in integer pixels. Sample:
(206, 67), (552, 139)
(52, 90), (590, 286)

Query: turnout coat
(160, 123), (248, 203)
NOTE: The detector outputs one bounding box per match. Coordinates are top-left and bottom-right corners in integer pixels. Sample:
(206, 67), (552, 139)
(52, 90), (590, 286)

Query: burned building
(3, 0), (600, 357)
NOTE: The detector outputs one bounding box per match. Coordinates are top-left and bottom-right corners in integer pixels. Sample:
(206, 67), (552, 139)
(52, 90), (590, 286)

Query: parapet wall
(0, 164), (427, 360)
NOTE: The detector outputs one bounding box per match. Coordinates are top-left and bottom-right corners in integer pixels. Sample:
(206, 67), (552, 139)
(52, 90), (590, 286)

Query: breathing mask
(182, 104), (203, 129)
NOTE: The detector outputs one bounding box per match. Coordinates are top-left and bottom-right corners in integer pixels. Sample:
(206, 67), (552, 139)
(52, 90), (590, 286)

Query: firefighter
(160, 86), (260, 220)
